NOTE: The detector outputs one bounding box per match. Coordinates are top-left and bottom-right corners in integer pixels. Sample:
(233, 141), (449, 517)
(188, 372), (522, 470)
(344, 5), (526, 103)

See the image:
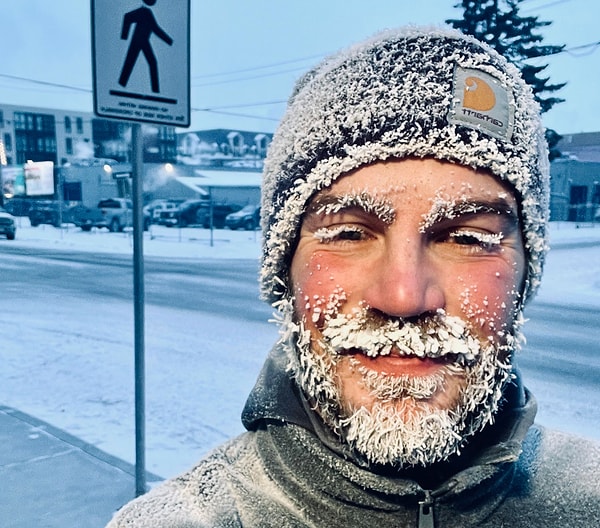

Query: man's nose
(362, 238), (445, 319)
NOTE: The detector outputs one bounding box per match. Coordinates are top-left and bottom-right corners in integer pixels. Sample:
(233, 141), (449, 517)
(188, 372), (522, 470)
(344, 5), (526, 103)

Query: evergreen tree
(446, 0), (566, 159)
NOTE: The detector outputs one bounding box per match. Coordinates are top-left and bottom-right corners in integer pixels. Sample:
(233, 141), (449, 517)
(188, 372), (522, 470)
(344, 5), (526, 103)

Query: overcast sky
(0, 0), (597, 135)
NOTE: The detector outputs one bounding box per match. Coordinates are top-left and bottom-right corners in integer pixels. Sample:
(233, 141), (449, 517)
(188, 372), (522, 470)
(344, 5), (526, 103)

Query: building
(177, 128), (272, 170)
(0, 102), (177, 167)
(557, 131), (600, 163)
(551, 132), (600, 222)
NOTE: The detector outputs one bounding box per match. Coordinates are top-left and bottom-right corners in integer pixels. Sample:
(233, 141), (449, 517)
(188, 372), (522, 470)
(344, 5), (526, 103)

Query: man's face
(287, 158), (526, 467)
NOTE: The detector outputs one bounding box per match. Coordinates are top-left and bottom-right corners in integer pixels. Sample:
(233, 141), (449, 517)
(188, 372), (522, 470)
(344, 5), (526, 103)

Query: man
(107, 27), (600, 527)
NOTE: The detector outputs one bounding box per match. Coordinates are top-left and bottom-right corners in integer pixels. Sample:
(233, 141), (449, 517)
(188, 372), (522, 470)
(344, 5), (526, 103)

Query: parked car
(27, 200), (74, 227)
(143, 198), (184, 224)
(225, 204), (261, 230)
(158, 199), (210, 227)
(71, 198), (137, 232)
(4, 198), (33, 217)
(195, 202), (242, 229)
(0, 207), (16, 239)
(71, 199), (151, 231)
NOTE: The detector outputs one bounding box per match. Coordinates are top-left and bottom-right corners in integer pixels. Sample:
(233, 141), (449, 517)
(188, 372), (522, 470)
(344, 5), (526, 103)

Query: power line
(192, 53), (324, 80)
(192, 65), (309, 88)
(0, 73), (90, 93)
(563, 41), (600, 56)
(197, 100), (285, 110)
(193, 108), (282, 122)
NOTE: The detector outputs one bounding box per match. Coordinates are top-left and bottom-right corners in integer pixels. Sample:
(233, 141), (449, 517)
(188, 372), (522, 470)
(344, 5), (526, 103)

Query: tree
(446, 0), (566, 159)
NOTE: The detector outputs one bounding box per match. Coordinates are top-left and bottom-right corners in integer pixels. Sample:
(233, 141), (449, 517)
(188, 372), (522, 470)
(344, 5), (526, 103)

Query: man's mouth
(342, 347), (459, 377)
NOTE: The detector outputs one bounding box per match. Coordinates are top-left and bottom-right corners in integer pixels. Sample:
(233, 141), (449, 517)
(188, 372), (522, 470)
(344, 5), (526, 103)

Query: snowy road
(1, 246), (271, 321)
(519, 302), (600, 439)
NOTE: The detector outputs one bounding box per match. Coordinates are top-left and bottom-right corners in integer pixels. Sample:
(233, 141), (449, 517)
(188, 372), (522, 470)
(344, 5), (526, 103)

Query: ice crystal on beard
(355, 361), (447, 401)
(279, 290), (522, 467)
(320, 308), (481, 364)
(337, 336), (514, 467)
(307, 288), (348, 326)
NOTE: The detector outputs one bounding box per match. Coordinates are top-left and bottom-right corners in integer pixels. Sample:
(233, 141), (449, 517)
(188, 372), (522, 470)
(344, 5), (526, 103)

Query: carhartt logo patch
(448, 66), (514, 141)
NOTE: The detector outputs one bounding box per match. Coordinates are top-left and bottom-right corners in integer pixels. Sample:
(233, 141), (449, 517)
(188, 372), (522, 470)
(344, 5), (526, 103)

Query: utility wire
(192, 65), (309, 88)
(0, 73), (90, 93)
(191, 53), (324, 80)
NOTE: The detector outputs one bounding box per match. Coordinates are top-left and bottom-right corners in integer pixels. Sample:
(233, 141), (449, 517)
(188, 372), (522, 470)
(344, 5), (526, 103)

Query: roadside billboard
(1, 166), (26, 198)
(24, 161), (55, 196)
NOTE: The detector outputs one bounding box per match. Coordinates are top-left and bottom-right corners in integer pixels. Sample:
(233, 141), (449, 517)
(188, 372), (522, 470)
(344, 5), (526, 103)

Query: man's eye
(313, 225), (366, 243)
(447, 229), (503, 252)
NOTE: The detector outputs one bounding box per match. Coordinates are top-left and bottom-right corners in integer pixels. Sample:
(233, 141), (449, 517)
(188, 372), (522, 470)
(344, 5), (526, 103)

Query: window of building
(14, 111), (57, 164)
(14, 113), (26, 130)
(76, 117), (83, 134)
(592, 183), (600, 206)
(65, 116), (72, 133)
(47, 137), (56, 152)
(63, 181), (82, 202)
(4, 133), (12, 151)
(66, 137), (73, 155)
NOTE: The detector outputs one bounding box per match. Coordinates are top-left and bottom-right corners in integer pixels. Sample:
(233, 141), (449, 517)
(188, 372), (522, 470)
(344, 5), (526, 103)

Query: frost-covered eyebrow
(307, 191), (396, 225)
(420, 198), (521, 232)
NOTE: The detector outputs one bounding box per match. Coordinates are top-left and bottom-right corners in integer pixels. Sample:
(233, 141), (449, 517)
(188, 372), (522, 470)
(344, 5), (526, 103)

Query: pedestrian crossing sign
(91, 0), (190, 127)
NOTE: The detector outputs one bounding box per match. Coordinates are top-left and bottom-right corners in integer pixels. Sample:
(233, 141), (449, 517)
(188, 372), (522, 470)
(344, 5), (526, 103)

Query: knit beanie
(260, 25), (550, 306)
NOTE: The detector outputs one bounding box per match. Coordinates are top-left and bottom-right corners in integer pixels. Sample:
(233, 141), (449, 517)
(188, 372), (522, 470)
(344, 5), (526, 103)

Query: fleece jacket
(106, 346), (600, 527)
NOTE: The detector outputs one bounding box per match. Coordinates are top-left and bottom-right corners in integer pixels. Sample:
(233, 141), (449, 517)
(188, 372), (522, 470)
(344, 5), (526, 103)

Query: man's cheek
(293, 254), (343, 322)
(458, 286), (520, 345)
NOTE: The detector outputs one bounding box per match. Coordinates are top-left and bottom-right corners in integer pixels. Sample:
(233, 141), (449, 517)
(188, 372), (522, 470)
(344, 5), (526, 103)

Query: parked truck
(71, 198), (148, 232)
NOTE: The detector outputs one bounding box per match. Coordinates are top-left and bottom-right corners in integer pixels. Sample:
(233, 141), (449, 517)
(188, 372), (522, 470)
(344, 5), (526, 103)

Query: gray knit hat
(260, 26), (550, 306)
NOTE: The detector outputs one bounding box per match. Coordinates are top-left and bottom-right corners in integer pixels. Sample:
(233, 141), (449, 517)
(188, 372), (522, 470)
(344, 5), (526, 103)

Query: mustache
(318, 309), (482, 364)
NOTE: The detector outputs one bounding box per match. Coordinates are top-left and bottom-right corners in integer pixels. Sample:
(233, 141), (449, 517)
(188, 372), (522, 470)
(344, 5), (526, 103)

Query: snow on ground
(1, 218), (600, 479)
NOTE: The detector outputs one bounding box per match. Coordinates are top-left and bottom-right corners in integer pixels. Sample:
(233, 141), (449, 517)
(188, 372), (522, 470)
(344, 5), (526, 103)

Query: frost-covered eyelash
(450, 229), (504, 248)
(314, 225), (364, 243)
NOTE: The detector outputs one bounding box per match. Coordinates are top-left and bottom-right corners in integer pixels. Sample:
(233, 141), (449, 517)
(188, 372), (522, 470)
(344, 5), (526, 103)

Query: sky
(2, 219), (599, 479)
(0, 0), (598, 135)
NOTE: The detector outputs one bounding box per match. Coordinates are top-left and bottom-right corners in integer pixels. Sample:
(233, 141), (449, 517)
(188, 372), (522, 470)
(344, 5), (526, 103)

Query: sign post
(91, 0), (190, 496)
(131, 123), (146, 496)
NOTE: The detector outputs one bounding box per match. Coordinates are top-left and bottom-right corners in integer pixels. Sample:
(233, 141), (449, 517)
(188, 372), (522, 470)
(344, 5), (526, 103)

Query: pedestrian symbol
(92, 0), (190, 127)
(118, 0), (173, 94)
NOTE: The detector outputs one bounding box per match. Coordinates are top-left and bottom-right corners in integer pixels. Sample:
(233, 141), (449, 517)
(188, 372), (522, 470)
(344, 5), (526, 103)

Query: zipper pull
(418, 490), (435, 528)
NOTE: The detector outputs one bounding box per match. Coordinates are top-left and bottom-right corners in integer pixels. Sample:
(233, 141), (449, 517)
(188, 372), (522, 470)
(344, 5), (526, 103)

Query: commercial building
(0, 103), (271, 211)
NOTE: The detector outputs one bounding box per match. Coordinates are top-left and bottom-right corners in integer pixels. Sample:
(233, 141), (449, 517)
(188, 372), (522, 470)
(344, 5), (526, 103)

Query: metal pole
(131, 123), (146, 496)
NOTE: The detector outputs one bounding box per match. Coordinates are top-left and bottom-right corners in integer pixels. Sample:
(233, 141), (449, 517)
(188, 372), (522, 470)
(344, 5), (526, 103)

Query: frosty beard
(278, 300), (521, 468)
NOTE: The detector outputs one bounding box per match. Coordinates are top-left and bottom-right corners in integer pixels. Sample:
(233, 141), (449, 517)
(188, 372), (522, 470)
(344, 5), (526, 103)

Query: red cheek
(293, 253), (350, 327)
(457, 268), (522, 339)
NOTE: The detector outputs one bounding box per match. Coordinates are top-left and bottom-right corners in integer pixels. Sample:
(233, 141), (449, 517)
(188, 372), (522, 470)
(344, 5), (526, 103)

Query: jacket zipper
(417, 490), (435, 528)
